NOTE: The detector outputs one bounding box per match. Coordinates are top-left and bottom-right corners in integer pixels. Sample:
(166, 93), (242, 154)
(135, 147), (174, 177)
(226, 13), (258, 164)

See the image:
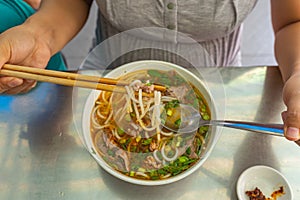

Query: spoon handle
(209, 120), (284, 137)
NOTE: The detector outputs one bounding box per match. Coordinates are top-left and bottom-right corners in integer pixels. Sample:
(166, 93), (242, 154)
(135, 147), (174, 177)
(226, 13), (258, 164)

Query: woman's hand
(281, 71), (300, 145)
(0, 24), (52, 94)
(0, 0), (92, 94)
(271, 0), (300, 145)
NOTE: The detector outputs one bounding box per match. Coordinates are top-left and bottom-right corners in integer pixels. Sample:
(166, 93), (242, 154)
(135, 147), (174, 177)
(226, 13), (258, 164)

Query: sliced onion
(161, 144), (179, 162)
(153, 150), (162, 163)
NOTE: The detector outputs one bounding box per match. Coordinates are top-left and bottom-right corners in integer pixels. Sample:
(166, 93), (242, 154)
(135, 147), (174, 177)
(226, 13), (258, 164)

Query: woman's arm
(271, 0), (300, 142)
(24, 0), (92, 54)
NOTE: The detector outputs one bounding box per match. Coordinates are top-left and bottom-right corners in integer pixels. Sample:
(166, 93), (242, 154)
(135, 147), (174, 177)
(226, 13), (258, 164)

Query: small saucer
(236, 165), (292, 200)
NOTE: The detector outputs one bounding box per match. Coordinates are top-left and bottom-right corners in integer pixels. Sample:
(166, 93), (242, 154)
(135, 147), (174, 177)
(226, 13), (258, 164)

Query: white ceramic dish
(81, 60), (222, 185)
(236, 165), (293, 200)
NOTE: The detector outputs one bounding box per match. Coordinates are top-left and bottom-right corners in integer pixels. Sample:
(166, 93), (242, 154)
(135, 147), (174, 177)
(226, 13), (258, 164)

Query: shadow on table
(13, 83), (74, 154)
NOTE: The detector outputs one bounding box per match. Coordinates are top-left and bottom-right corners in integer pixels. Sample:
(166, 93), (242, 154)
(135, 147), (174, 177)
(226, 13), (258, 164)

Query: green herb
(148, 70), (162, 77)
(202, 113), (209, 120)
(125, 138), (132, 146)
(164, 100), (180, 109)
(199, 126), (209, 134)
(186, 147), (191, 155)
(193, 99), (199, 108)
(174, 119), (181, 127)
(178, 156), (189, 163)
(142, 138), (152, 145)
(107, 149), (115, 156)
(174, 75), (185, 85)
(117, 128), (125, 136)
(131, 145), (137, 152)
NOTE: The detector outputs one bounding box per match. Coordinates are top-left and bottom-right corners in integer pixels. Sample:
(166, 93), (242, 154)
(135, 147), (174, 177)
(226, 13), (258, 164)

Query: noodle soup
(90, 69), (211, 181)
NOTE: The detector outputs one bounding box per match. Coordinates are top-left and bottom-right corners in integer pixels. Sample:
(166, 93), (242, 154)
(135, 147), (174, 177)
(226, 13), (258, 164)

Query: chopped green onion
(142, 138), (152, 145)
(117, 128), (125, 136)
(174, 119), (181, 127)
(186, 147), (191, 155)
(178, 156), (189, 163)
(202, 114), (210, 120)
(136, 135), (141, 142)
(119, 138), (126, 144)
(129, 171), (135, 177)
(131, 145), (137, 152)
(167, 109), (173, 116)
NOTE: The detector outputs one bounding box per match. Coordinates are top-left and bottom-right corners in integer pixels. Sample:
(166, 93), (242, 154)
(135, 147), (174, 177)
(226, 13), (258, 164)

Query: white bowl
(236, 165), (293, 200)
(81, 60), (222, 185)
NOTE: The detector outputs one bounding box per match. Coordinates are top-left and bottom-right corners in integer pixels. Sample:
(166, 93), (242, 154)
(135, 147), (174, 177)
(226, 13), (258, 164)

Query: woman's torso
(92, 0), (258, 67)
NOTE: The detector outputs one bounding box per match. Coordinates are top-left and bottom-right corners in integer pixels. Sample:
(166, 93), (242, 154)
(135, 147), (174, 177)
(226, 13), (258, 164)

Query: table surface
(0, 66), (299, 200)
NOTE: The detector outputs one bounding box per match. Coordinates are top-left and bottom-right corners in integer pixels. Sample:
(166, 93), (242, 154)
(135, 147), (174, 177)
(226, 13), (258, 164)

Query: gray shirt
(88, 0), (257, 69)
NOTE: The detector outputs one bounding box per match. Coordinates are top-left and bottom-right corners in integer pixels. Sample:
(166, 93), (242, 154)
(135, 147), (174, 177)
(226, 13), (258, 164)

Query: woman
(0, 0), (299, 144)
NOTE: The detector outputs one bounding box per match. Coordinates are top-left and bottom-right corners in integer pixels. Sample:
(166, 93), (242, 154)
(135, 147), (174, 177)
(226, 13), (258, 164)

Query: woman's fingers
(281, 110), (300, 141)
(0, 76), (36, 94)
(282, 74), (300, 143)
(0, 76), (23, 93)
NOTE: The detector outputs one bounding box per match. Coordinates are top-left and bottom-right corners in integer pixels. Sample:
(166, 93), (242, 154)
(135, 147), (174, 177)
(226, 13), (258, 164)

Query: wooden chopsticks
(0, 64), (166, 93)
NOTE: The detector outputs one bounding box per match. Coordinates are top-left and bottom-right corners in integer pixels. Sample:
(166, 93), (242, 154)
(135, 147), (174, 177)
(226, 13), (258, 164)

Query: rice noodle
(130, 122), (139, 130)
(113, 107), (123, 123)
(154, 91), (162, 142)
(91, 106), (103, 129)
(161, 96), (177, 102)
(129, 80), (142, 91)
(104, 96), (114, 124)
(104, 109), (113, 124)
(161, 173), (172, 179)
(132, 101), (140, 121)
(112, 128), (121, 140)
(125, 86), (139, 104)
(137, 119), (157, 131)
(135, 171), (150, 179)
(101, 91), (109, 104)
(112, 92), (126, 105)
(95, 100), (101, 105)
(160, 130), (174, 136)
(153, 149), (162, 163)
(137, 98), (154, 120)
(138, 89), (145, 115)
(125, 95), (133, 113)
(93, 105), (106, 120)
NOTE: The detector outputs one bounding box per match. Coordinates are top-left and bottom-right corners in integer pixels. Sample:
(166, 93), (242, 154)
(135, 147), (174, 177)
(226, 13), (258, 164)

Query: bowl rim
(81, 60), (221, 185)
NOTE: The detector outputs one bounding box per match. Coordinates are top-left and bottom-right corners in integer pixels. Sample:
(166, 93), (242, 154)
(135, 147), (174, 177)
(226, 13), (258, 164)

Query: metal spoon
(162, 104), (284, 137)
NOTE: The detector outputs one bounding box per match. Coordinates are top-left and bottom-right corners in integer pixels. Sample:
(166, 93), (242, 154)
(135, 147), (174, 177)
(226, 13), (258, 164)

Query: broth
(90, 69), (211, 180)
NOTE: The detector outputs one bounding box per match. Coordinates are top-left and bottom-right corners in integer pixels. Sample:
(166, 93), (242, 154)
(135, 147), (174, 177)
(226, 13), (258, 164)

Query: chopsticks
(0, 64), (166, 93)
